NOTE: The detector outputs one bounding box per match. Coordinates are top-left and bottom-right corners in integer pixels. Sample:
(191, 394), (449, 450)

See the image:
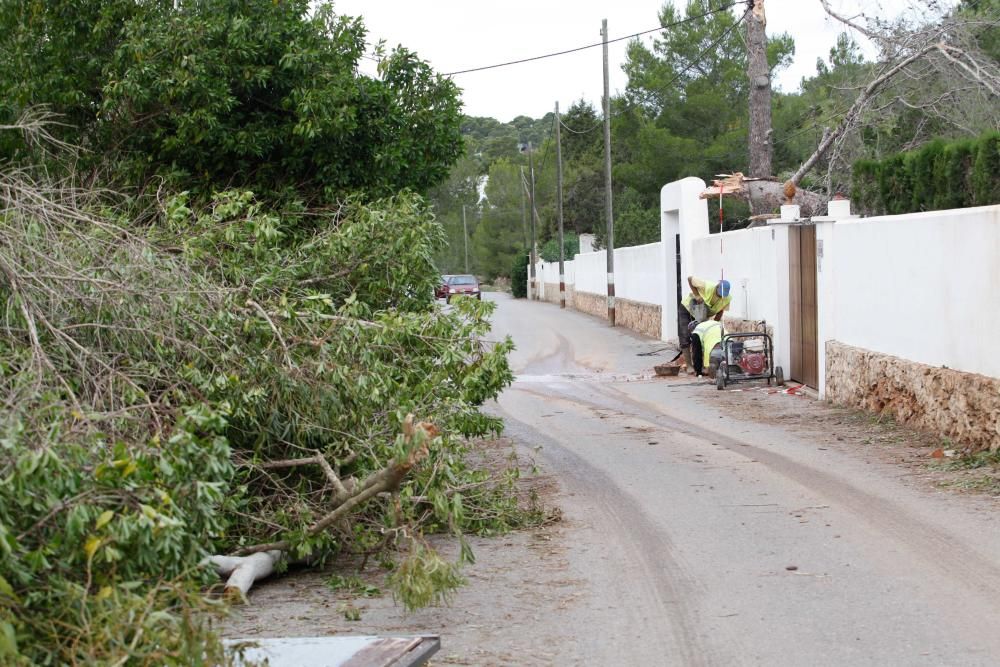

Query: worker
(690, 319), (724, 377)
(678, 276), (731, 372)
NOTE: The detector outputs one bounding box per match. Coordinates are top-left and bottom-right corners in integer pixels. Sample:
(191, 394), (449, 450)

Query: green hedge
(511, 252), (528, 299)
(851, 132), (1000, 215)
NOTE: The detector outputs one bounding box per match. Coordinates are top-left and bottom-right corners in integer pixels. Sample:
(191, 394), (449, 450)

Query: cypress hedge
(851, 132), (1000, 215)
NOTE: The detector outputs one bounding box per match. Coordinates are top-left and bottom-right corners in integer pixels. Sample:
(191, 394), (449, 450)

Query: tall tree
(429, 155), (482, 273)
(471, 159), (527, 279)
(557, 101), (605, 236)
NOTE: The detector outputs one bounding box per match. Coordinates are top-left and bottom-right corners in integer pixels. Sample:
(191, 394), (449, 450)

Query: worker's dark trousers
(691, 335), (704, 375)
(678, 305), (694, 349)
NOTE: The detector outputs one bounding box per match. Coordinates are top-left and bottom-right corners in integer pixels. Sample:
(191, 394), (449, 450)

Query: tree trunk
(746, 0), (773, 206)
(747, 180), (825, 218)
(209, 550), (283, 603)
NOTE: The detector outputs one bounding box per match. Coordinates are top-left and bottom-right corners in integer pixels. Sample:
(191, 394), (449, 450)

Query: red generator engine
(736, 339), (768, 375)
(716, 331), (783, 390)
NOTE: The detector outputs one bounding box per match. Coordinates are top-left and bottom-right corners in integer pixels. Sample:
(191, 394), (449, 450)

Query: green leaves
(2, 1), (463, 204)
(388, 540), (465, 611)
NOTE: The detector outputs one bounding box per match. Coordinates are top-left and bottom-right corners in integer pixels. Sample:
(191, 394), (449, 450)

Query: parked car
(444, 274), (481, 303)
(434, 275), (454, 299)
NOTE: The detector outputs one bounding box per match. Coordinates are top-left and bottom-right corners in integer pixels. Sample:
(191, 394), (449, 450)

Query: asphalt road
(487, 292), (1000, 666)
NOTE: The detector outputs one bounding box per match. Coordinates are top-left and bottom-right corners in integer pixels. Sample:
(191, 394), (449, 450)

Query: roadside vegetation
(0, 1), (532, 663)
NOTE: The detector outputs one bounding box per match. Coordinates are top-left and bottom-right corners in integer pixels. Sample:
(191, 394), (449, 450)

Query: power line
(557, 8), (751, 136)
(443, 1), (749, 77)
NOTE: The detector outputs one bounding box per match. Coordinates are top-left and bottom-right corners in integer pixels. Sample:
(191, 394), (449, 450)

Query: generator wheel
(716, 369), (725, 391)
(775, 366), (785, 387)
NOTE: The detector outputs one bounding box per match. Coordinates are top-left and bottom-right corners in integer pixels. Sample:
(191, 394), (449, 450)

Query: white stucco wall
(611, 242), (665, 306)
(690, 225), (792, 376)
(569, 250), (607, 296)
(532, 258), (575, 298)
(550, 243), (663, 304)
(527, 178), (999, 408)
(821, 205), (1000, 379)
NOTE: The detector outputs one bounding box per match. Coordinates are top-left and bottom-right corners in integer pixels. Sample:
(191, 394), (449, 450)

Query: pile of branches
(0, 138), (522, 662)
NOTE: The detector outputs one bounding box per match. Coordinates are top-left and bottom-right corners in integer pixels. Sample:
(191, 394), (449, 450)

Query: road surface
(488, 292), (1000, 666)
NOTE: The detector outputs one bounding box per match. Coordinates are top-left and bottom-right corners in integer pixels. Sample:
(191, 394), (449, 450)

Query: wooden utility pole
(462, 205), (469, 273)
(519, 167), (528, 249)
(527, 142), (538, 300)
(555, 101), (566, 309)
(601, 19), (615, 327)
(747, 0), (773, 213)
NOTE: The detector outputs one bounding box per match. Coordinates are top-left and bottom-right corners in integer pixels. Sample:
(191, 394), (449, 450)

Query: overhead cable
(557, 9), (751, 135)
(443, 1), (749, 76)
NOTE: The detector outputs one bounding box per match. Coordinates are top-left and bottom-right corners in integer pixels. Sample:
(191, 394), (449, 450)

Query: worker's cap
(717, 280), (731, 297)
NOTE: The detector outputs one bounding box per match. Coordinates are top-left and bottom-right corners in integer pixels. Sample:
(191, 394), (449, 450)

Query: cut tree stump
(209, 550), (283, 603)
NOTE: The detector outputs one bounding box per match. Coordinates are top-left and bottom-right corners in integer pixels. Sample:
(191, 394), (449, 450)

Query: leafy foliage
(540, 233), (579, 263)
(0, 1), (520, 662)
(511, 253), (529, 299)
(388, 540), (466, 611)
(1, 1), (463, 203)
(0, 157), (518, 661)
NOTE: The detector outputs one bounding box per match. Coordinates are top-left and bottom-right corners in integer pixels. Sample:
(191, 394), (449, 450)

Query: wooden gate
(788, 225), (819, 388)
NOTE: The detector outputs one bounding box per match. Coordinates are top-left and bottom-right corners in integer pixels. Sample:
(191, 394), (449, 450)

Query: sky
(333, 1), (952, 122)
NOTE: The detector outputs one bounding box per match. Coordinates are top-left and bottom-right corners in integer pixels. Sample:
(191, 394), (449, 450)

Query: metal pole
(462, 205), (469, 273)
(555, 101), (566, 309)
(602, 19), (616, 326)
(528, 141), (538, 301)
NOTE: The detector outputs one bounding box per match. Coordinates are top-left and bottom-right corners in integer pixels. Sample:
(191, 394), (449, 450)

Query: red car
(444, 274), (481, 303)
(434, 275), (454, 299)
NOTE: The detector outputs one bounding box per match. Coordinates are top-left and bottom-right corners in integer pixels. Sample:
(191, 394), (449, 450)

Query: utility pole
(462, 205), (469, 273)
(602, 19), (616, 327)
(555, 101), (566, 309)
(519, 167), (529, 250)
(527, 141), (538, 301)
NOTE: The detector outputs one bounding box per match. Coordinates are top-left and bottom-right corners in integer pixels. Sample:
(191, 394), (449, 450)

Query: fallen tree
(0, 131), (525, 662)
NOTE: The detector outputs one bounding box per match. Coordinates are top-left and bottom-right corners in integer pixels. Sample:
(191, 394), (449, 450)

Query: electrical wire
(443, 1), (749, 77)
(557, 8), (751, 136)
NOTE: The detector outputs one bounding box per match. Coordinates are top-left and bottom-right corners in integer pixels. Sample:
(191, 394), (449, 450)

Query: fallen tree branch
(214, 416), (436, 601)
(254, 453), (350, 501)
(791, 45), (934, 186)
(246, 299), (294, 368)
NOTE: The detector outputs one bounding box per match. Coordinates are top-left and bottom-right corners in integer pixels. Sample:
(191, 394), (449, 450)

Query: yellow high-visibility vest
(681, 277), (731, 317)
(693, 320), (723, 367)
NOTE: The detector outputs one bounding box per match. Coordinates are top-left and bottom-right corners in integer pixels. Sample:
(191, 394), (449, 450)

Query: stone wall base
(721, 317), (773, 338)
(616, 298), (661, 339)
(825, 341), (1000, 452)
(541, 282), (573, 307)
(570, 291), (661, 340)
(572, 290), (607, 321)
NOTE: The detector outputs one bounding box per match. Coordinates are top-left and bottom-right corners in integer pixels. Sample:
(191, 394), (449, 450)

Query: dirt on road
(219, 295), (1000, 666)
(218, 383), (999, 665)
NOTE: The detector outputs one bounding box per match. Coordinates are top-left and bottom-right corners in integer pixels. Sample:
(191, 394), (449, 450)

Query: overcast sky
(333, 1), (953, 122)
